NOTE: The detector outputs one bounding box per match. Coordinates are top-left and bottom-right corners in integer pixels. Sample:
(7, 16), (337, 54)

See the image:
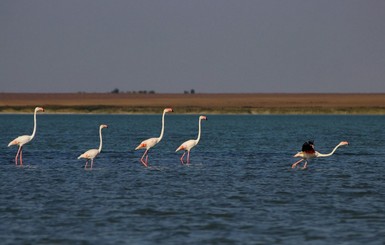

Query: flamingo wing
(8, 135), (32, 147)
(78, 149), (99, 160)
(176, 139), (197, 152)
(294, 151), (317, 159)
(135, 137), (159, 150)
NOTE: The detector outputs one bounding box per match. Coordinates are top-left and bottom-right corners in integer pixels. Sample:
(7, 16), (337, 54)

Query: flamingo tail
(8, 140), (18, 147)
(175, 145), (184, 152)
(78, 154), (85, 159)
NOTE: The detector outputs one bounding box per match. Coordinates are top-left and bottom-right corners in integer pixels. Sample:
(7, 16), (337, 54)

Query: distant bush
(184, 89), (196, 94)
(124, 90), (156, 94)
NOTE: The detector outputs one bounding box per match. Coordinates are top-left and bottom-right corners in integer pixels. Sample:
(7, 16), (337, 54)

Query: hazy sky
(1, 0), (385, 93)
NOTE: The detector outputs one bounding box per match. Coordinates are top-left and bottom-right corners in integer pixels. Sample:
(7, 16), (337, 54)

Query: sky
(1, 0), (385, 93)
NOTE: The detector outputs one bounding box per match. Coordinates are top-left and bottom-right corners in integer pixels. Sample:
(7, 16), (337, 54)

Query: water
(0, 114), (384, 244)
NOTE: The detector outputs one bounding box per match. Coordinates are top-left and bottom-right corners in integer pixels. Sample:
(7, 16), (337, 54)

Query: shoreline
(1, 93), (385, 114)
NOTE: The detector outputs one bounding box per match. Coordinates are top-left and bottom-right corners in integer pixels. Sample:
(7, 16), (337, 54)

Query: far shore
(1, 93), (385, 114)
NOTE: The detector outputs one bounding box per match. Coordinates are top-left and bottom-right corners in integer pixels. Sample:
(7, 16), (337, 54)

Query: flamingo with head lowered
(292, 140), (349, 169)
(8, 107), (44, 165)
(78, 124), (108, 170)
(176, 115), (207, 164)
(135, 108), (173, 167)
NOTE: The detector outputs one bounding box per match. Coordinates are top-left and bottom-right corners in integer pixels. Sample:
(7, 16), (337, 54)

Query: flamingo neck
(30, 109), (38, 140)
(316, 144), (342, 157)
(98, 127), (103, 153)
(196, 117), (203, 143)
(158, 111), (166, 142)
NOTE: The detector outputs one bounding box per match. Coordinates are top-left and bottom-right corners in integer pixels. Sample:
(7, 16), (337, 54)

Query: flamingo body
(292, 141), (349, 169)
(176, 139), (197, 152)
(135, 108), (173, 167)
(176, 115), (207, 164)
(8, 107), (44, 165)
(78, 149), (99, 160)
(8, 135), (33, 147)
(78, 124), (108, 169)
(135, 137), (159, 151)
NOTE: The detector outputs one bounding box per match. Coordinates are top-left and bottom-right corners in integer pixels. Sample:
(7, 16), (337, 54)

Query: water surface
(1, 115), (384, 244)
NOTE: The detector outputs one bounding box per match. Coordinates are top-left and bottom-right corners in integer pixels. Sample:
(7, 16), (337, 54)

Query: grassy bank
(1, 93), (385, 114)
(1, 105), (385, 114)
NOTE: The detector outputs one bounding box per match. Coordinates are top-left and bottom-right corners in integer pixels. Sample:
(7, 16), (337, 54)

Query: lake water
(0, 114), (384, 244)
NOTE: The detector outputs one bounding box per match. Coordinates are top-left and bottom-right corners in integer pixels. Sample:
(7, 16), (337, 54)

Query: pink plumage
(135, 108), (173, 167)
(176, 115), (207, 164)
(292, 141), (349, 169)
(78, 124), (108, 170)
(8, 107), (44, 165)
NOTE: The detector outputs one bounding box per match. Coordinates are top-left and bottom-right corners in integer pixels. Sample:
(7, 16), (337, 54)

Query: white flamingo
(8, 107), (45, 165)
(78, 124), (108, 170)
(292, 141), (349, 169)
(176, 115), (207, 164)
(135, 108), (173, 167)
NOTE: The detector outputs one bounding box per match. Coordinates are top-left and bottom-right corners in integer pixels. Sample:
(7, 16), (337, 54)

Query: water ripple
(1, 115), (385, 244)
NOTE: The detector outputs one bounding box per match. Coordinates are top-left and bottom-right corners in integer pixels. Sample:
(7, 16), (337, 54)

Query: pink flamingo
(135, 108), (173, 167)
(176, 115), (207, 164)
(292, 140), (349, 169)
(8, 107), (45, 165)
(78, 124), (108, 170)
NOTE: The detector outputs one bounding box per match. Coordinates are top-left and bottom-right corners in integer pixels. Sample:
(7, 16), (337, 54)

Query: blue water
(0, 114), (384, 244)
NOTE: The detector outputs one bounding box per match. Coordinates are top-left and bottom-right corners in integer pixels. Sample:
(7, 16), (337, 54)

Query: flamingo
(135, 108), (173, 167)
(78, 124), (108, 170)
(8, 107), (45, 165)
(176, 115), (207, 164)
(292, 140), (349, 169)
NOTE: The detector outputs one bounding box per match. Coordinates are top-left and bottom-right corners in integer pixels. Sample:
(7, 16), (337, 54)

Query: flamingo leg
(301, 161), (308, 170)
(20, 149), (23, 165)
(140, 149), (149, 167)
(84, 160), (88, 169)
(15, 146), (22, 165)
(180, 152), (186, 164)
(90, 159), (94, 170)
(186, 151), (190, 165)
(291, 159), (304, 169)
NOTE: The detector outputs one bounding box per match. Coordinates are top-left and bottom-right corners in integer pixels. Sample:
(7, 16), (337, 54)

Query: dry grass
(1, 93), (385, 114)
